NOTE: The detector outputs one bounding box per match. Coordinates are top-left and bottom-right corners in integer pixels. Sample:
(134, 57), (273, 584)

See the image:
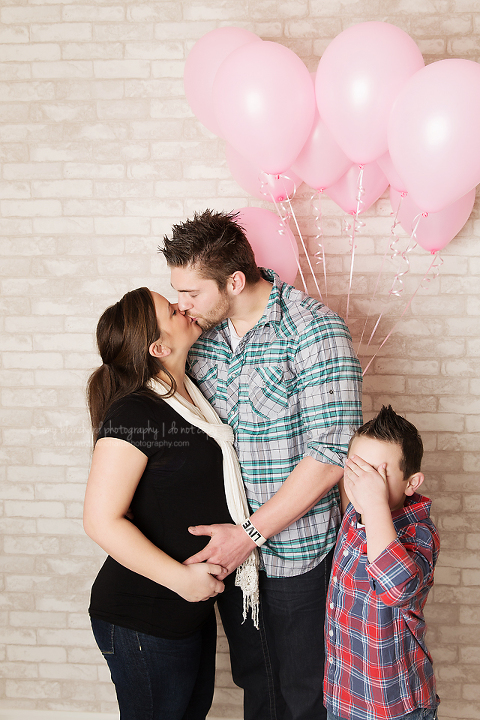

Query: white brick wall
(0, 1), (479, 718)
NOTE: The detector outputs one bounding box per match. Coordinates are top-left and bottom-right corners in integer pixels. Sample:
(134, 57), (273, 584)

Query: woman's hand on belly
(172, 562), (225, 602)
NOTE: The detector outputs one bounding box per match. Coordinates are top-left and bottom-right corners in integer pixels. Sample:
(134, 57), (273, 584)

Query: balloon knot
(401, 192), (408, 197)
(422, 212), (428, 217)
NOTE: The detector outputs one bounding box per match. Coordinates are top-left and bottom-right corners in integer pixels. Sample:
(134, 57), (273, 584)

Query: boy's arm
(337, 476), (350, 515)
(343, 455), (397, 562)
(365, 524), (438, 608)
(344, 454), (439, 607)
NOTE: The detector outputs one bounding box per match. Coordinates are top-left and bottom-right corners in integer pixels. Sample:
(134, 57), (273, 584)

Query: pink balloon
(389, 58), (480, 212)
(213, 41), (315, 175)
(325, 162), (389, 215)
(184, 27), (261, 136)
(226, 144), (302, 202)
(316, 22), (424, 164)
(236, 207), (299, 285)
(377, 152), (408, 193)
(390, 186), (475, 253)
(292, 76), (352, 190)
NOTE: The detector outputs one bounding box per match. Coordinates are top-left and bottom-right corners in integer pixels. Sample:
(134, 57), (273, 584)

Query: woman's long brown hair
(87, 287), (176, 441)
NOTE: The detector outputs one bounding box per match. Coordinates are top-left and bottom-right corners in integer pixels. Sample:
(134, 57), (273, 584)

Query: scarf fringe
(235, 552), (260, 629)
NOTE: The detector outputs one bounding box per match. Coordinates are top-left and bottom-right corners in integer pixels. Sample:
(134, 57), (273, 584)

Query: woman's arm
(83, 437), (224, 602)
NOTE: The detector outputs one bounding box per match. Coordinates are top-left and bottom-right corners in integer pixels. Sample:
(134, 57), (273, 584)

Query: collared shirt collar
(258, 267), (283, 327)
(351, 492), (431, 530)
(216, 267), (283, 342)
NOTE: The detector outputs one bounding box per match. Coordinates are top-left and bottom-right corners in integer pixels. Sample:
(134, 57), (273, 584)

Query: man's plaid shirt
(187, 270), (362, 578)
(324, 494), (440, 719)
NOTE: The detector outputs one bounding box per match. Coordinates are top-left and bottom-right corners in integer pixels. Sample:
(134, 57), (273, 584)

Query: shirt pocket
(188, 358), (218, 403)
(248, 365), (289, 420)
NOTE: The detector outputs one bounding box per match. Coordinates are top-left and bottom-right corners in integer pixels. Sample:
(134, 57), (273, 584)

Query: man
(160, 209), (363, 720)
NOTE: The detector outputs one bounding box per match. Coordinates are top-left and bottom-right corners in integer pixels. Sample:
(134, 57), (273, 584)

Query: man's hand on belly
(183, 523), (256, 580)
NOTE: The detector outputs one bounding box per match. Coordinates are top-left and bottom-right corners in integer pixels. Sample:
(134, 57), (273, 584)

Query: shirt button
(330, 602), (334, 609)
(343, 549), (349, 556)
(329, 630), (334, 637)
(333, 576), (338, 583)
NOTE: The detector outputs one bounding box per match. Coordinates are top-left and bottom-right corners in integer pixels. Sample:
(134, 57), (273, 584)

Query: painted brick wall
(0, 1), (479, 718)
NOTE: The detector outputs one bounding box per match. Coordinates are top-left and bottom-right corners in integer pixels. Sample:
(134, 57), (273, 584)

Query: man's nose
(177, 295), (191, 312)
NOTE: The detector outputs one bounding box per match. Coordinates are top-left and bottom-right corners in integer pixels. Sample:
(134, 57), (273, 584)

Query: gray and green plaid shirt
(187, 270), (363, 577)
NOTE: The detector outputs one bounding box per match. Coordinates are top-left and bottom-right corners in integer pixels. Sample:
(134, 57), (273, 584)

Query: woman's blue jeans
(91, 612), (216, 720)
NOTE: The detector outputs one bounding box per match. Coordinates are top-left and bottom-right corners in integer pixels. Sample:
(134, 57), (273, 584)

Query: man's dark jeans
(217, 579), (279, 720)
(260, 550), (334, 720)
(219, 550), (333, 720)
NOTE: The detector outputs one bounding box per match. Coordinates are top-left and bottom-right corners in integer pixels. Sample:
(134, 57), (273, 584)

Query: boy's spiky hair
(350, 405), (423, 479)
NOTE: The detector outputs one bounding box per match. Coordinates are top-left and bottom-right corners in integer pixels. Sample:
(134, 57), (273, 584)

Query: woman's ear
(149, 341), (171, 359)
(405, 472), (424, 496)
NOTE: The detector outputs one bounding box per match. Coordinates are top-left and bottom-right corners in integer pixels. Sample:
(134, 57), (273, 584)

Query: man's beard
(191, 292), (231, 331)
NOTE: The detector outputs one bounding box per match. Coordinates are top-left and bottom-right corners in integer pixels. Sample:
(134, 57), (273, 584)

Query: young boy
(324, 405), (440, 720)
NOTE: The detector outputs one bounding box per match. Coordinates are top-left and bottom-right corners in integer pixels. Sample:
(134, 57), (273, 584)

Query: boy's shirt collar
(351, 492), (431, 531)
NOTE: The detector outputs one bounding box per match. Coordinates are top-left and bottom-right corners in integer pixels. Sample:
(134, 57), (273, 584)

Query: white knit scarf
(149, 375), (260, 628)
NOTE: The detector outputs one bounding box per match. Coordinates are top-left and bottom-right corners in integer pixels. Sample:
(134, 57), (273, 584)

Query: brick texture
(0, 1), (479, 718)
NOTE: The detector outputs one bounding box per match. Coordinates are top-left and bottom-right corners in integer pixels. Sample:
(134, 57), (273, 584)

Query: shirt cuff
(304, 445), (345, 468)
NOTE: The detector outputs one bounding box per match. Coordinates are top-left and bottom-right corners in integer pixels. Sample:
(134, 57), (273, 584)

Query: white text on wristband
(241, 518), (267, 547)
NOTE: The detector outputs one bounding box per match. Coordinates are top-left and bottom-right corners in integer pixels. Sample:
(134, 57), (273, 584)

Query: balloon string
(345, 166), (365, 321)
(389, 210), (422, 298)
(358, 193), (410, 353)
(362, 252), (440, 376)
(345, 225), (356, 322)
(269, 191), (308, 294)
(356, 248), (388, 354)
(259, 171), (296, 205)
(367, 311), (383, 347)
(312, 191), (328, 303)
(283, 194), (323, 300)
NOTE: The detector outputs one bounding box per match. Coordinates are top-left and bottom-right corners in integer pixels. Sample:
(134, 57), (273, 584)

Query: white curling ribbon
(283, 194), (323, 300)
(258, 171), (297, 204)
(267, 193), (308, 294)
(311, 191), (328, 302)
(362, 251), (441, 377)
(358, 194), (409, 354)
(389, 212), (422, 298)
(345, 166), (366, 321)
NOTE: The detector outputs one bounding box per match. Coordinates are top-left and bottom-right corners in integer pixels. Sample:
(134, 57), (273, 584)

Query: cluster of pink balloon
(184, 22), (480, 273)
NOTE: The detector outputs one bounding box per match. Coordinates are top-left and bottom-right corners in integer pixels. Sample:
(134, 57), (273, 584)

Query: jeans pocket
(91, 617), (115, 655)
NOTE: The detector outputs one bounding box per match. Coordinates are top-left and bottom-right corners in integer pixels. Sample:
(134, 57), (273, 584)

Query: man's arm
(186, 456), (343, 577)
(186, 311), (362, 577)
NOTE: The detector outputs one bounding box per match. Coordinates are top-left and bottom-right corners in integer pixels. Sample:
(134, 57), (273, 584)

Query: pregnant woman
(83, 287), (258, 720)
